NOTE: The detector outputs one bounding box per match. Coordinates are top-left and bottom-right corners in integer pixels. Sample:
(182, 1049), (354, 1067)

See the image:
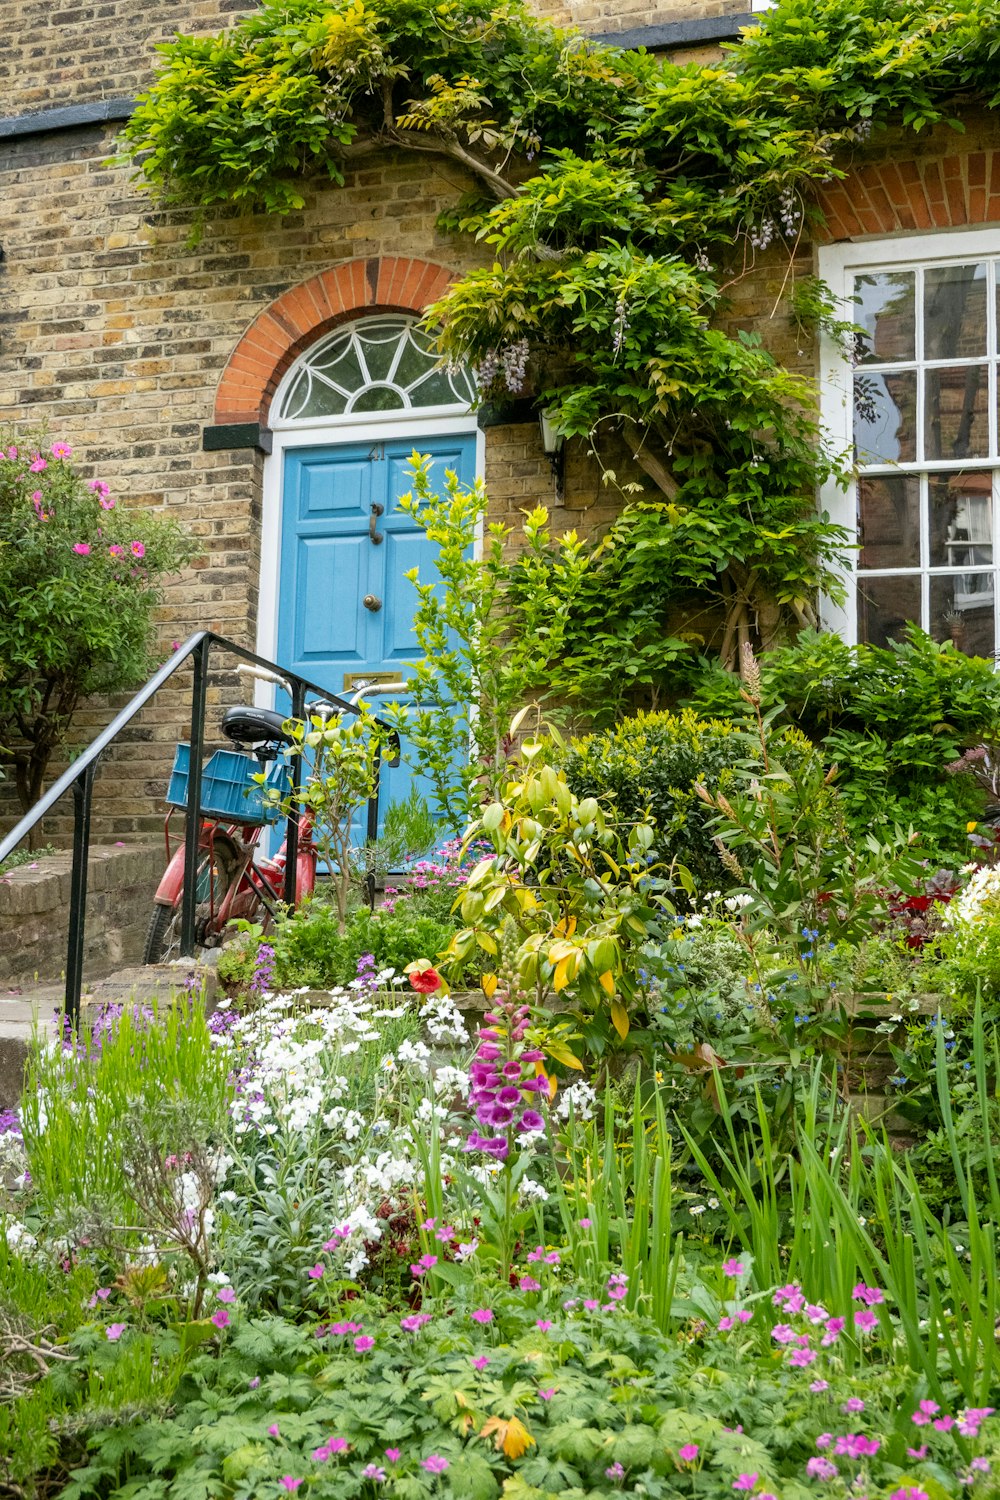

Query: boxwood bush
(554, 708), (822, 890)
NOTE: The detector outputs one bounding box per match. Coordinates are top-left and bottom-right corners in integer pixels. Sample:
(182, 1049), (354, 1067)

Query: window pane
(394, 333), (439, 390)
(858, 475), (920, 569)
(929, 470), (993, 567)
(854, 271), (915, 363)
(282, 372), (347, 420)
(929, 572), (995, 656)
(854, 370), (917, 463)
(924, 365), (990, 460)
(358, 320), (408, 381)
(925, 263), (987, 361)
(408, 370), (462, 407)
(857, 573), (921, 647)
(313, 340), (364, 392)
(350, 385), (405, 412)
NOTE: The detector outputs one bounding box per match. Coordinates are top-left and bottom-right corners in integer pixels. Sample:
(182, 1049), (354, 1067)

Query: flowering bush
(0, 438), (192, 821)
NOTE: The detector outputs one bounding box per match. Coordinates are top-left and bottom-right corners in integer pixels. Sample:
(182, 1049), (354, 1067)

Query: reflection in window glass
(924, 263), (987, 361)
(854, 370), (917, 463)
(858, 475), (920, 569)
(854, 271), (916, 363)
(924, 366), (990, 460)
(930, 572), (995, 656)
(857, 574), (922, 648)
(351, 385), (406, 412)
(929, 471), (993, 568)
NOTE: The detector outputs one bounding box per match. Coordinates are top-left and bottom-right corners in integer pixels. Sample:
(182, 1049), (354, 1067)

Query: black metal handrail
(0, 632), (397, 1024)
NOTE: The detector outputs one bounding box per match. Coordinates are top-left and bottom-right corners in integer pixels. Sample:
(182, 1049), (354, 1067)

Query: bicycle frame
(153, 804), (319, 940)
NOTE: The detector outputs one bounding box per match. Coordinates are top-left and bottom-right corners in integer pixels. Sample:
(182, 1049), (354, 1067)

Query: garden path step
(0, 962), (218, 1110)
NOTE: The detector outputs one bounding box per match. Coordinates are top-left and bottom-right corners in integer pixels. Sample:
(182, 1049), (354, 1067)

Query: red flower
(409, 968), (442, 994)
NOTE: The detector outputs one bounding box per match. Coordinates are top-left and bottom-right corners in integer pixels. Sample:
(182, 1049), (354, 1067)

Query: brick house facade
(1, 0), (999, 840)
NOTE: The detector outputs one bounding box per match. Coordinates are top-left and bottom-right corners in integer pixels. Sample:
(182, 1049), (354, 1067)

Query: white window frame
(818, 226), (1000, 646)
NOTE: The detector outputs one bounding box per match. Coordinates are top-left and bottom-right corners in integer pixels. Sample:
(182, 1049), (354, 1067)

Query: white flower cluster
(941, 864), (1000, 929)
(556, 1080), (598, 1123)
(419, 992), (470, 1047)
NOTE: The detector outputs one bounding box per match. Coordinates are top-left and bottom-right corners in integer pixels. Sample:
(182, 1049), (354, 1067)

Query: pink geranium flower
(106, 1323), (126, 1341)
(211, 1309), (230, 1329)
(722, 1259), (745, 1276)
(307, 1264), (324, 1280)
(422, 1456), (449, 1474)
(470, 1308), (493, 1324)
(29, 456), (47, 472)
(354, 1334), (374, 1353)
(678, 1444), (699, 1463)
(732, 1474), (758, 1491)
(216, 1287), (236, 1303)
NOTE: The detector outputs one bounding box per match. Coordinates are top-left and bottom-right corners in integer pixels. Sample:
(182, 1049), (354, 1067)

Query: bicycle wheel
(142, 833), (241, 964)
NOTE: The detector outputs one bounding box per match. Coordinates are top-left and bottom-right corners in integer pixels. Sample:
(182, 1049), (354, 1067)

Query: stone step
(0, 961), (218, 1111)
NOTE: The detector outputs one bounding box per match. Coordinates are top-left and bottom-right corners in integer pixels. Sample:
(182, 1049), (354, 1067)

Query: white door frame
(256, 411), (485, 709)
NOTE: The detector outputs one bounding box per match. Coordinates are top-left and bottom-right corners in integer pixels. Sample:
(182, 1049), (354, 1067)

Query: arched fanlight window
(278, 316), (476, 422)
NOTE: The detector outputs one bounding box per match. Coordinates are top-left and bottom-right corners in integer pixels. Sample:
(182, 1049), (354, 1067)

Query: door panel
(277, 432), (476, 844)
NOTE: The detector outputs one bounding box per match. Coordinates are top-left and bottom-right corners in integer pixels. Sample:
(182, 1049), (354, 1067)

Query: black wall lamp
(538, 409), (566, 502)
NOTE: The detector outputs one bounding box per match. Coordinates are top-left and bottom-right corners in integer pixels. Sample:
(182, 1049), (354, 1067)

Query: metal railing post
(65, 760), (98, 1027)
(364, 742), (382, 911)
(283, 681), (306, 909)
(180, 638), (209, 956)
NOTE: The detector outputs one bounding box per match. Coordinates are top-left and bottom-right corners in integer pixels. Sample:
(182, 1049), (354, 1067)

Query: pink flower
(105, 1323), (126, 1341)
(279, 1481), (302, 1493)
(422, 1455), (449, 1474)
(834, 1435), (880, 1459)
(789, 1348), (817, 1367)
(470, 1308), (493, 1324)
(807, 1457), (838, 1480)
(580, 1217), (593, 1228)
(268, 1424), (280, 1436)
(519, 1275), (542, 1293)
(851, 1282), (884, 1305)
(842, 1398), (864, 1414)
(722, 1259), (745, 1276)
(815, 1434), (833, 1449)
(401, 1313), (432, 1332)
(307, 1264), (325, 1279)
(718, 1316), (735, 1332)
(29, 456), (47, 472)
(854, 1309), (877, 1331)
(130, 540), (145, 559)
(584, 1299), (600, 1311)
(822, 1316), (845, 1345)
(539, 1387), (556, 1401)
(907, 1446), (929, 1460)
(362, 1466), (386, 1481)
(51, 442), (72, 458)
(932, 1416), (954, 1432)
(732, 1474), (758, 1491)
(108, 544), (124, 557)
(325, 1437), (349, 1454)
(735, 1309), (753, 1323)
(99, 495), (115, 510)
(889, 1491), (929, 1500)
(72, 542), (91, 556)
(678, 1444), (700, 1463)
(211, 1309), (230, 1329)
(217, 1287), (236, 1303)
(89, 479), (110, 495)
(536, 1319), (553, 1331)
(771, 1324), (796, 1344)
(472, 1355), (490, 1371)
(385, 1449), (401, 1463)
(809, 1380), (829, 1393)
(354, 1335), (375, 1353)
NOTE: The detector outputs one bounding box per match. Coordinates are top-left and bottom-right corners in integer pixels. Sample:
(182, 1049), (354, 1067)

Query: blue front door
(277, 434), (477, 834)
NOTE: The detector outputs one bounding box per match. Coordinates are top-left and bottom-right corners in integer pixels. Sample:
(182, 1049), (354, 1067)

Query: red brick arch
(214, 256), (457, 426)
(816, 148), (1000, 242)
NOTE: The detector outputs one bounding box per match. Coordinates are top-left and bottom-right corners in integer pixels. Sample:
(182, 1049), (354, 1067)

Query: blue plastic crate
(166, 743), (290, 826)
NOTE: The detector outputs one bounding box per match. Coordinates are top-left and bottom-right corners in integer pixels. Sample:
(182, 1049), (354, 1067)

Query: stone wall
(0, 843), (163, 986)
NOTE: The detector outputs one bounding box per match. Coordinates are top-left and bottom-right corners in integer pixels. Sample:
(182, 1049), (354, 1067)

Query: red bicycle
(143, 672), (399, 964)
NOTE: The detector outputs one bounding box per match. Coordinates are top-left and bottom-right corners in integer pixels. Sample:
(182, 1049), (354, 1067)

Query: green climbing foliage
(119, 0), (1000, 676)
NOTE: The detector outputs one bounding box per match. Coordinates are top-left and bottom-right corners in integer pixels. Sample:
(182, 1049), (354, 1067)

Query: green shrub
(555, 708), (820, 890)
(685, 627), (1000, 858)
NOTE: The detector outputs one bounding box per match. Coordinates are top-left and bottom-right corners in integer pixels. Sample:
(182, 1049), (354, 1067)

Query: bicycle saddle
(221, 705), (296, 748)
